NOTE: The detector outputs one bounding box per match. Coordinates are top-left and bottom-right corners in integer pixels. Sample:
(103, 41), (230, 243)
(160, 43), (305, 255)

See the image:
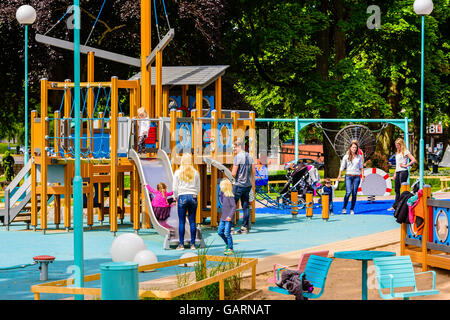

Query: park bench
(268, 254), (333, 299)
(373, 255), (439, 300)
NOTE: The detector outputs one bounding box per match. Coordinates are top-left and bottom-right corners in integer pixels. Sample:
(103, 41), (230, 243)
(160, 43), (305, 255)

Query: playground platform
(1, 194), (449, 300)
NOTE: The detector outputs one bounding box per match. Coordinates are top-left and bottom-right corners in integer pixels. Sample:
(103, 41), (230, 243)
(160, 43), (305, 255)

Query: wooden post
(192, 109), (202, 224)
(214, 77), (222, 118)
(64, 79), (72, 158)
(64, 162), (72, 231)
(400, 182), (410, 256)
(40, 79), (48, 232)
(141, 0), (151, 117)
(421, 185), (431, 272)
(162, 87), (169, 118)
(291, 191), (298, 216)
(219, 280), (224, 300)
(54, 111), (60, 155)
(31, 111), (38, 230)
(306, 192), (313, 219)
(170, 109), (177, 172)
(118, 172), (125, 223)
(210, 110), (218, 226)
(86, 52), (95, 228)
(155, 51), (163, 118)
(87, 51), (95, 154)
(322, 193), (329, 221)
(110, 77), (119, 234)
(130, 86), (140, 231)
(54, 194), (61, 229)
(98, 182), (104, 224)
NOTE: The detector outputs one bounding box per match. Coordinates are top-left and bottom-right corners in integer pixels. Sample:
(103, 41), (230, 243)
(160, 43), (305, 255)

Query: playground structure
(400, 183), (450, 271)
(0, 1), (257, 241)
(0, 68), (257, 237)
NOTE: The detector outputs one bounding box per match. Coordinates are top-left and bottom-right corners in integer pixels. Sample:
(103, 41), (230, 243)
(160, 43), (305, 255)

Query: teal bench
(268, 254), (333, 299)
(373, 255), (439, 300)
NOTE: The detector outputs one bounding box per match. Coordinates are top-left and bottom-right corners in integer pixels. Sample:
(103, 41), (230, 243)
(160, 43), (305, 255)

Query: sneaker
(341, 209), (347, 214)
(224, 249), (234, 256)
(387, 207), (395, 211)
(190, 244), (196, 250)
(240, 227), (249, 234)
(232, 229), (242, 235)
(176, 244), (185, 251)
(350, 210), (355, 215)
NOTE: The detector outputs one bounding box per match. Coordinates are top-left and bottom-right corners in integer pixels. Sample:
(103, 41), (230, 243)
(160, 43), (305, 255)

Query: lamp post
(414, 0), (433, 189)
(72, 1), (84, 300)
(16, 5), (36, 167)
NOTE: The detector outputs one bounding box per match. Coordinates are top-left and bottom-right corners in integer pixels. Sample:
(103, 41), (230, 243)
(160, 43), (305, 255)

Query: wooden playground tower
(29, 1), (256, 233)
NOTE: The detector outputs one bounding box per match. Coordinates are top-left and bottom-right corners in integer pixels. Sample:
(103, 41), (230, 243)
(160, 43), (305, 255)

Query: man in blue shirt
(231, 138), (255, 234)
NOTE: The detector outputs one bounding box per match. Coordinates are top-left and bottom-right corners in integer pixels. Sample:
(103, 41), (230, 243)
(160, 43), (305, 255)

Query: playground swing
(315, 122), (392, 200)
(315, 122), (388, 160)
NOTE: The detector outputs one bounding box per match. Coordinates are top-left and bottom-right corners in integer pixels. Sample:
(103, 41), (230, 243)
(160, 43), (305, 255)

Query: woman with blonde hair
(173, 153), (200, 250)
(336, 141), (364, 214)
(392, 138), (416, 205)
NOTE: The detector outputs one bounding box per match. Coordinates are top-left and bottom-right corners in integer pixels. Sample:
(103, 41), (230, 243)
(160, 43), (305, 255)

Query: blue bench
(268, 254), (333, 299)
(373, 255), (439, 300)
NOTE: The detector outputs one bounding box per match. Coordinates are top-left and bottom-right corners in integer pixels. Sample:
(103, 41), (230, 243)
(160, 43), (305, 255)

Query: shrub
(365, 151), (390, 172)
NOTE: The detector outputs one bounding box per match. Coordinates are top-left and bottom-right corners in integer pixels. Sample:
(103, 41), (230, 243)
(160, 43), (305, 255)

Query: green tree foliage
(222, 0), (449, 175)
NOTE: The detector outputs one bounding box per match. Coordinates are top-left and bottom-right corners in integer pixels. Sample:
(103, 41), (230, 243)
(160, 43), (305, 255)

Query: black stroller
(278, 162), (315, 208)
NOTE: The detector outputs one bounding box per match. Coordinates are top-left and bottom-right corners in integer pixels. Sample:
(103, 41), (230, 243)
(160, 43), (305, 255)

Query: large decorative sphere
(413, 0), (434, 15)
(133, 249), (158, 267)
(110, 233), (146, 262)
(16, 5), (37, 25)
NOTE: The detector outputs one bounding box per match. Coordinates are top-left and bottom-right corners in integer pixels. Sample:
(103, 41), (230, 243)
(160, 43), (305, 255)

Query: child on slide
(145, 182), (175, 230)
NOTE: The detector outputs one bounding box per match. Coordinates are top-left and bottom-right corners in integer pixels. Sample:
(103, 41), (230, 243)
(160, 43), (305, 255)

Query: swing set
(253, 117), (412, 212)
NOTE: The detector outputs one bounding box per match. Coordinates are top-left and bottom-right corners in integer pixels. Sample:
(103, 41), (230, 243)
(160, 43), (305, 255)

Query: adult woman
(336, 141), (364, 214)
(392, 138), (416, 204)
(173, 153), (200, 250)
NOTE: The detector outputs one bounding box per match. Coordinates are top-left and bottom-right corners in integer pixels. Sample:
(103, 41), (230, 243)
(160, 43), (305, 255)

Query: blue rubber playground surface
(0, 199), (398, 300)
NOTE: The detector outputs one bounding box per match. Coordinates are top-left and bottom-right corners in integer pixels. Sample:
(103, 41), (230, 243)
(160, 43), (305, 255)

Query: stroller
(278, 162), (316, 207)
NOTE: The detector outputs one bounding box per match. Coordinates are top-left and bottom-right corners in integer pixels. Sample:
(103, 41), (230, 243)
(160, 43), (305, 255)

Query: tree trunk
(321, 0), (345, 179)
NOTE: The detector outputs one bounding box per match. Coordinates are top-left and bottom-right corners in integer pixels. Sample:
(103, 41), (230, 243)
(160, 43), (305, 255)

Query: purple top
(220, 192), (236, 221)
(146, 185), (173, 208)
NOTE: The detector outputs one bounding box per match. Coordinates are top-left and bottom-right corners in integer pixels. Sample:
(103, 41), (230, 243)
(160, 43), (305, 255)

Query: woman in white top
(393, 138), (416, 203)
(336, 141), (364, 214)
(173, 153), (200, 250)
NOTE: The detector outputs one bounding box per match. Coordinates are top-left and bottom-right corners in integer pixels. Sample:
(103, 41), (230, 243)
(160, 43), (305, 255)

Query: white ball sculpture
(133, 249), (158, 268)
(16, 5), (37, 25)
(110, 233), (146, 262)
(178, 252), (198, 267)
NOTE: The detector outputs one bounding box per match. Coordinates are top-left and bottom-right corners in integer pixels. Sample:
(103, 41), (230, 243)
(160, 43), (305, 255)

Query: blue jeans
(233, 185), (251, 230)
(177, 194), (198, 245)
(343, 175), (361, 211)
(218, 220), (233, 250)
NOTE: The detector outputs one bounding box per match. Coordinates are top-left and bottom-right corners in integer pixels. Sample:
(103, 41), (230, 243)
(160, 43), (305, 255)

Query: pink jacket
(146, 185), (173, 208)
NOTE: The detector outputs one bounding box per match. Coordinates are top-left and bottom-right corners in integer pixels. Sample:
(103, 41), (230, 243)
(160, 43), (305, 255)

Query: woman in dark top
(218, 179), (236, 255)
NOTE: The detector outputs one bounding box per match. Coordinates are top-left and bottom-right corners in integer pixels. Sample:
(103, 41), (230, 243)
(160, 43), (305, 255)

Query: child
(321, 178), (336, 215)
(137, 107), (150, 154)
(145, 182), (174, 230)
(218, 179), (236, 255)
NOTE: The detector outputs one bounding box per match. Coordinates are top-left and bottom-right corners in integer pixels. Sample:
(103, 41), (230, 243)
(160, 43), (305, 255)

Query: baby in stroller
(279, 161), (320, 206)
